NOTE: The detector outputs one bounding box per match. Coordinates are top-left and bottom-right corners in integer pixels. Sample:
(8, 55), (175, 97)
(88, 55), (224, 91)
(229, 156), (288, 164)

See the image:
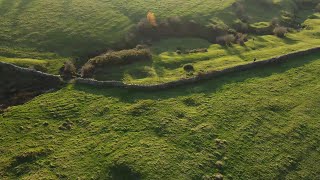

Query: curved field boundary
(75, 46), (320, 90)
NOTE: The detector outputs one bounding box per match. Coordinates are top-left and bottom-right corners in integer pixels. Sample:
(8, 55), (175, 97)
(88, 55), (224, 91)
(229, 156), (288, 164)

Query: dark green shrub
(176, 50), (182, 54)
(273, 26), (288, 37)
(183, 64), (194, 72)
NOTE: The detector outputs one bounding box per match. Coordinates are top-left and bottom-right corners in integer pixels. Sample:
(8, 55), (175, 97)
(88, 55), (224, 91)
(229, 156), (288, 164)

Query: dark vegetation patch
(129, 16), (231, 45)
(128, 100), (154, 116)
(108, 164), (141, 180)
(182, 97), (199, 106)
(0, 62), (63, 113)
(6, 148), (52, 176)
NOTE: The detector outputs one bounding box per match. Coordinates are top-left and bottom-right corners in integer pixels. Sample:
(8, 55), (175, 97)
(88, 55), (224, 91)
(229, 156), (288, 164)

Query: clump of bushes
(134, 16), (228, 43)
(216, 34), (236, 46)
(81, 48), (152, 78)
(273, 26), (288, 37)
(88, 48), (152, 67)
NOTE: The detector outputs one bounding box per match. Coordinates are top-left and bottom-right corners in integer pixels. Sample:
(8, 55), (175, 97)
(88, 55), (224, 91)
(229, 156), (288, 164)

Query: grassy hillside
(0, 0), (303, 56)
(94, 15), (320, 84)
(1, 1), (320, 179)
(1, 52), (320, 179)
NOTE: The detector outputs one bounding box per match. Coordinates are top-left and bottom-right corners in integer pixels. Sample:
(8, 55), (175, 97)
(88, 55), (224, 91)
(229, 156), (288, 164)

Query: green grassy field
(1, 52), (320, 179)
(0, 0), (302, 57)
(1, 0), (320, 179)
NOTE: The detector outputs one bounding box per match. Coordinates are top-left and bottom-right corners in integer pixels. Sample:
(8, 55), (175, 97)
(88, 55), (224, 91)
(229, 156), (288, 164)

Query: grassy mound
(1, 52), (320, 179)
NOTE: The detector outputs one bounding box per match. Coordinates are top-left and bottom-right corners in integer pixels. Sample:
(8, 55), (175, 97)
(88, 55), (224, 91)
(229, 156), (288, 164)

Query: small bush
(60, 61), (76, 79)
(81, 63), (95, 78)
(273, 26), (288, 37)
(216, 34), (236, 46)
(183, 64), (195, 72)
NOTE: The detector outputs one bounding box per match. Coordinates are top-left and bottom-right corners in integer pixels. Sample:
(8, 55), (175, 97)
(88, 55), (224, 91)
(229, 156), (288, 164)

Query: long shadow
(74, 52), (320, 103)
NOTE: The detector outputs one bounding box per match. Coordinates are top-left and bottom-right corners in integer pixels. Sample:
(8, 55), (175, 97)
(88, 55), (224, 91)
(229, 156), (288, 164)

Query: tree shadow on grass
(282, 37), (299, 45)
(74, 52), (320, 103)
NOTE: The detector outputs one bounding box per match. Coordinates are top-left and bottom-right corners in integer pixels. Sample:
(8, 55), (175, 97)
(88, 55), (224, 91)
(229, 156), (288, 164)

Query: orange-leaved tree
(147, 11), (157, 27)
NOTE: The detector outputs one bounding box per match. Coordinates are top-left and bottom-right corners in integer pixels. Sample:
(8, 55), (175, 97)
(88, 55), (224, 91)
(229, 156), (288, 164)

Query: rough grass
(1, 52), (320, 179)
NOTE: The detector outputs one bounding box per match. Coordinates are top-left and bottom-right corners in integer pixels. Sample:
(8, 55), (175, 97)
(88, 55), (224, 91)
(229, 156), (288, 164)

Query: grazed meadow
(1, 0), (320, 179)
